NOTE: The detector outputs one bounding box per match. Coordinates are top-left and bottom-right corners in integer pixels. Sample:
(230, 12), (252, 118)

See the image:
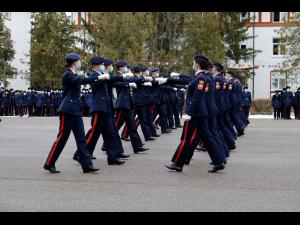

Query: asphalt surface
(0, 117), (300, 212)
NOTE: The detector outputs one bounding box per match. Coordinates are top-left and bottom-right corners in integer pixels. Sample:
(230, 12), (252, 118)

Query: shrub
(250, 98), (273, 115)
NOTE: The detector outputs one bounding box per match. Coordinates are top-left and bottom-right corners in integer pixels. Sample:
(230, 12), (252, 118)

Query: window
(273, 38), (286, 55)
(271, 71), (286, 90)
(273, 12), (288, 22)
(249, 12), (259, 22)
(240, 12), (248, 21)
(241, 44), (246, 49)
(290, 12), (300, 21)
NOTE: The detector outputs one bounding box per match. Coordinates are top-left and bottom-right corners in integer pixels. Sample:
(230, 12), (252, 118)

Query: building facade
(241, 12), (299, 99)
(2, 12), (31, 90)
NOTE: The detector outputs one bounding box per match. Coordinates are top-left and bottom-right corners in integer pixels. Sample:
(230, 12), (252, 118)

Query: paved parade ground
(0, 117), (300, 212)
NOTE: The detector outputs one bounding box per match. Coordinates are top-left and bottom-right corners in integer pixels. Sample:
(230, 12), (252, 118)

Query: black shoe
(162, 130), (171, 134)
(92, 156), (97, 160)
(211, 160), (227, 165)
(133, 147), (149, 153)
(165, 164), (183, 172)
(101, 146), (106, 151)
(229, 145), (236, 151)
(145, 137), (156, 141)
(170, 127), (176, 130)
(153, 134), (160, 137)
(83, 166), (100, 173)
(117, 153), (130, 159)
(43, 165), (60, 173)
(208, 164), (225, 173)
(108, 158), (126, 165)
(73, 155), (81, 163)
(185, 161), (190, 165)
(237, 132), (245, 137)
(121, 137), (130, 141)
(196, 147), (207, 151)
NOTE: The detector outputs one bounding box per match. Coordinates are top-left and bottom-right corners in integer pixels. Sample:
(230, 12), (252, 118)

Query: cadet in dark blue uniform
(26, 88), (35, 117)
(132, 67), (156, 141)
(283, 86), (293, 120)
(114, 65), (150, 153)
(226, 71), (245, 137)
(44, 53), (100, 174)
(294, 88), (300, 119)
(35, 91), (45, 117)
(272, 90), (282, 120)
(212, 63), (236, 151)
(74, 57), (129, 165)
(165, 54), (225, 173)
(177, 88), (185, 119)
(242, 87), (252, 119)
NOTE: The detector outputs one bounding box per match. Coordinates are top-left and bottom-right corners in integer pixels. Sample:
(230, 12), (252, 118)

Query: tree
(90, 12), (156, 65)
(219, 12), (255, 64)
(0, 13), (17, 88)
(277, 12), (300, 87)
(181, 12), (225, 73)
(29, 12), (78, 89)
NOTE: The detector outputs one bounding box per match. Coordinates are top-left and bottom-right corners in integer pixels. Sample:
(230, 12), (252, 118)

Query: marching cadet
(74, 57), (129, 166)
(242, 87), (252, 119)
(43, 53), (101, 174)
(212, 63), (236, 151)
(150, 68), (171, 134)
(226, 71), (245, 137)
(165, 54), (226, 173)
(293, 87), (300, 119)
(283, 86), (293, 120)
(272, 90), (282, 120)
(132, 66), (156, 141)
(114, 65), (150, 153)
(177, 88), (185, 119)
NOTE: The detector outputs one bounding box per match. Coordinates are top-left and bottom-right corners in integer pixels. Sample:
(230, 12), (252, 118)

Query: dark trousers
(28, 105), (33, 116)
(229, 107), (244, 134)
(223, 110), (237, 139)
(146, 104), (158, 136)
(166, 103), (174, 129)
(0, 107), (4, 116)
(171, 116), (225, 167)
(217, 112), (236, 149)
(136, 105), (153, 140)
(178, 104), (184, 119)
(274, 108), (281, 119)
(285, 107), (291, 119)
(243, 107), (250, 119)
(76, 111), (123, 160)
(44, 112), (93, 169)
(172, 103), (181, 127)
(115, 108), (143, 149)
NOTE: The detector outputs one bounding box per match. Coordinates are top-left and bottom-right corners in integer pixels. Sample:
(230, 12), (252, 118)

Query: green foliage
(0, 13), (17, 87)
(29, 12), (78, 89)
(218, 12), (260, 64)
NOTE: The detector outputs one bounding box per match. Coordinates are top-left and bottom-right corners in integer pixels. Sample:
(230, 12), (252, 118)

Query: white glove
(182, 114), (191, 121)
(173, 87), (177, 91)
(170, 72), (180, 77)
(180, 88), (185, 92)
(144, 82), (152, 87)
(156, 77), (168, 85)
(123, 72), (134, 78)
(129, 83), (137, 89)
(145, 77), (153, 82)
(98, 73), (110, 80)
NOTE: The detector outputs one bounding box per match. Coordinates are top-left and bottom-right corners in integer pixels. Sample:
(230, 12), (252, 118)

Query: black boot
(108, 158), (126, 165)
(43, 165), (60, 173)
(83, 166), (100, 173)
(208, 164), (225, 173)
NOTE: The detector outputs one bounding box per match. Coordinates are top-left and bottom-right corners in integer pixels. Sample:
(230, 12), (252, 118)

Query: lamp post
(252, 12), (256, 99)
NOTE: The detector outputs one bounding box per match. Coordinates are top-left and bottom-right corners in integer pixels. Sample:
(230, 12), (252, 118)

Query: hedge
(250, 98), (273, 115)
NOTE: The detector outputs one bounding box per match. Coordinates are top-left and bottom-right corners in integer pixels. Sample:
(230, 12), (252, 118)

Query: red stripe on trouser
(174, 121), (189, 164)
(124, 126), (128, 137)
(190, 128), (198, 145)
(115, 110), (122, 127)
(46, 113), (65, 166)
(86, 113), (99, 144)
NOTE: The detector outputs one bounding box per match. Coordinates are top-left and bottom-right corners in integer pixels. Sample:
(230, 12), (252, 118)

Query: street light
(252, 12), (256, 99)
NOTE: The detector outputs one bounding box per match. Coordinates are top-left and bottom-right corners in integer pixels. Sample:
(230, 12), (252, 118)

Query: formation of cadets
(272, 86), (300, 120)
(2, 52), (251, 174)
